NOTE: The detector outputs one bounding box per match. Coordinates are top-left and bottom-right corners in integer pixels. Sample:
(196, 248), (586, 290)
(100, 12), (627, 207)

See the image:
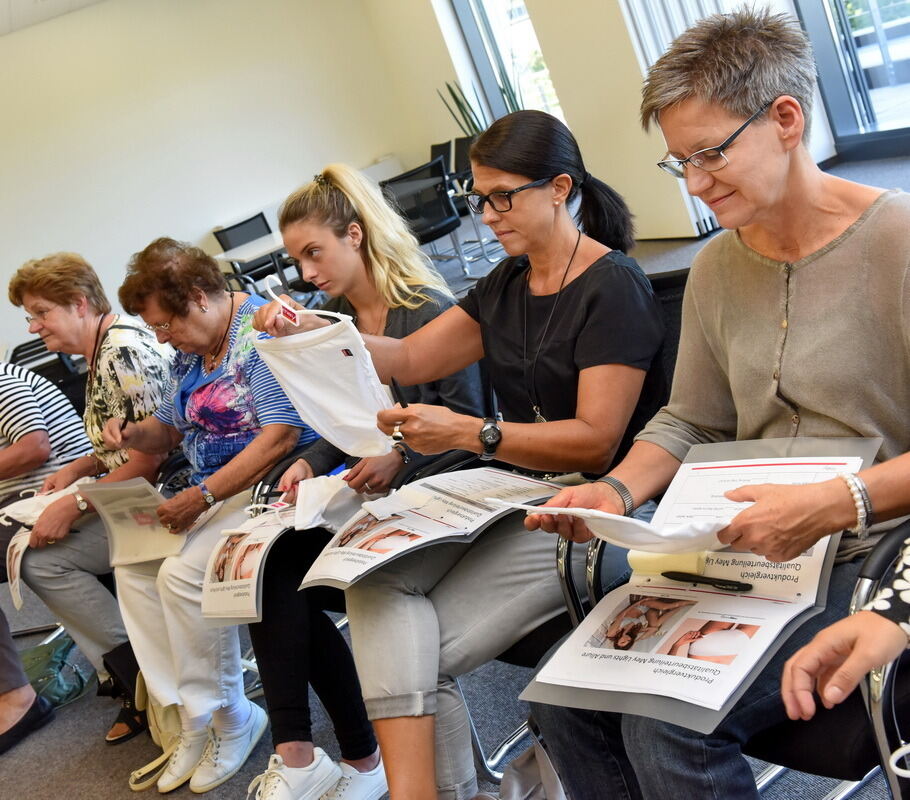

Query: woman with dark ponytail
(256, 109), (666, 799)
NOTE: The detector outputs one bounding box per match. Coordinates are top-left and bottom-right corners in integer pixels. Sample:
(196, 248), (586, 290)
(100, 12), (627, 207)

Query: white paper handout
(6, 528), (30, 610)
(502, 454), (868, 554)
(254, 310), (393, 457)
(300, 468), (561, 590)
(80, 478), (223, 566)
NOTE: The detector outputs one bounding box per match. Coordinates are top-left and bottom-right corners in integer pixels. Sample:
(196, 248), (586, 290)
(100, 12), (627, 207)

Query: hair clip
(313, 173), (328, 186)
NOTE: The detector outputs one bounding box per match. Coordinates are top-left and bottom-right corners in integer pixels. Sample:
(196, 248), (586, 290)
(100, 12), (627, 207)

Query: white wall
(525, 0), (697, 240)
(0, 0), (411, 350)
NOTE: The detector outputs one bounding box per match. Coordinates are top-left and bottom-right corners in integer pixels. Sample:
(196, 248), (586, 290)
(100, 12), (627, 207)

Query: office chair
(380, 156), (476, 278)
(430, 138), (499, 265)
(214, 212), (320, 300)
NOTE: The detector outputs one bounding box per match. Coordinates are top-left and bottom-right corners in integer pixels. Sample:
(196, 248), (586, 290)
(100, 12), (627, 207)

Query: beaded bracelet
(839, 473), (868, 539)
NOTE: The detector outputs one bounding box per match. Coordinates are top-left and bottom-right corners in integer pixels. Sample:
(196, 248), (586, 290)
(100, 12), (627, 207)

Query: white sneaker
(189, 702), (268, 793)
(157, 728), (209, 793)
(320, 760), (388, 800)
(247, 750), (343, 800)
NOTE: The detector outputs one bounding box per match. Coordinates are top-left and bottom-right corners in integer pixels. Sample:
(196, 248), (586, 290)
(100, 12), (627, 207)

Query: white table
(214, 232), (291, 292)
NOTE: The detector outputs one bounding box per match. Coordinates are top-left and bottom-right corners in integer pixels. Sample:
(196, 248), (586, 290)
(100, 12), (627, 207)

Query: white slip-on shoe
(189, 702), (268, 793)
(320, 760), (388, 800)
(248, 750), (343, 800)
(157, 728), (210, 793)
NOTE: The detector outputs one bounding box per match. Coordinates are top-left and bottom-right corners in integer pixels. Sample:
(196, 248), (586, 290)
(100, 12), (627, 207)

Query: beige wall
(0, 0), (410, 350)
(525, 0), (698, 241)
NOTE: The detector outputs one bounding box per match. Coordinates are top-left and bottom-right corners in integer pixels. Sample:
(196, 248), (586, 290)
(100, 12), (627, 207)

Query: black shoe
(105, 696), (147, 745)
(0, 695), (55, 755)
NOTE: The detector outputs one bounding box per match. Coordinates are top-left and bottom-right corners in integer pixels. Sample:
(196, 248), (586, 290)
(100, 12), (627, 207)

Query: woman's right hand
(524, 481), (625, 543)
(101, 417), (135, 451)
(277, 458), (315, 503)
(251, 296), (329, 337)
(40, 462), (83, 494)
(668, 630), (702, 655)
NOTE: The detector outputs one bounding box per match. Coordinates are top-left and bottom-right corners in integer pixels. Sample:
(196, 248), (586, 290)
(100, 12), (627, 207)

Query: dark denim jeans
(531, 556), (863, 800)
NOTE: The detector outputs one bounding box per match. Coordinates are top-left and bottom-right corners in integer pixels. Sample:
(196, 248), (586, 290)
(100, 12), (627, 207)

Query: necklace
(205, 291), (235, 373)
(354, 305), (389, 337)
(522, 229), (582, 423)
(86, 313), (111, 394)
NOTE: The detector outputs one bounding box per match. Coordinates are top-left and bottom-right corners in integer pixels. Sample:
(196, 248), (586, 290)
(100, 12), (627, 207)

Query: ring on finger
(47, 539), (56, 545)
(392, 424), (404, 442)
(363, 482), (373, 492)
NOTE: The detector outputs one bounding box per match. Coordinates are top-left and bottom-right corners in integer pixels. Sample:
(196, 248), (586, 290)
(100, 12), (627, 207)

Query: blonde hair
(640, 7), (816, 140)
(9, 252), (112, 314)
(279, 163), (452, 309)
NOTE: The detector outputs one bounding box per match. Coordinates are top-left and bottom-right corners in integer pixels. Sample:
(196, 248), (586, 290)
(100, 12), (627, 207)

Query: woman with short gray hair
(528, 8), (910, 798)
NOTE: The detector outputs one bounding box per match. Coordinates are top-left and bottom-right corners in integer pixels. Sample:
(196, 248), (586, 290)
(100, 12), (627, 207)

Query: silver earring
(199, 305), (208, 313)
(554, 201), (560, 206)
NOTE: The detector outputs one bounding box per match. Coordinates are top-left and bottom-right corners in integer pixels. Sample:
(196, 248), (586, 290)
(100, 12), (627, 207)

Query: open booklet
(200, 501), (296, 625)
(299, 467), (562, 591)
(522, 437), (881, 734)
(80, 478), (223, 567)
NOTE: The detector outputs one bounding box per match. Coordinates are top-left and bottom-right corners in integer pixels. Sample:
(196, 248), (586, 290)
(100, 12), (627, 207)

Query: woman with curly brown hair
(103, 237), (317, 794)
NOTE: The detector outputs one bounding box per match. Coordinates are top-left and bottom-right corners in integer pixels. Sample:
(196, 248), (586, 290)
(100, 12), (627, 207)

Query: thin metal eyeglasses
(24, 305), (59, 325)
(144, 318), (173, 333)
(466, 177), (553, 214)
(656, 101), (773, 179)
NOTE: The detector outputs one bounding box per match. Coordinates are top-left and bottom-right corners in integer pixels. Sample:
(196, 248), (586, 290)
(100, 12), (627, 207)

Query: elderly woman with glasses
(256, 109), (667, 800)
(100, 238), (317, 794)
(526, 9), (910, 800)
(8, 253), (172, 743)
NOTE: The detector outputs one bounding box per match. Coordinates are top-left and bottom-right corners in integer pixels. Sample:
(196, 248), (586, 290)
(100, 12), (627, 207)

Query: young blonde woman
(246, 164), (482, 800)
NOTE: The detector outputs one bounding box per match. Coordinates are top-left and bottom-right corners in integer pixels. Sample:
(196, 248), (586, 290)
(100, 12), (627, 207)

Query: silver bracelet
(596, 476), (634, 516)
(839, 473), (868, 539)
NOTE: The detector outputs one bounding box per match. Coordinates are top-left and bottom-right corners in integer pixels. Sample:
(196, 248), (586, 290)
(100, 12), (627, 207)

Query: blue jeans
(531, 556), (863, 800)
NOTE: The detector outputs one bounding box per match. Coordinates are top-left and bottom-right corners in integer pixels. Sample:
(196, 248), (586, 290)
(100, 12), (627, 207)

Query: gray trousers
(20, 513), (128, 677)
(0, 609), (27, 694)
(344, 514), (585, 800)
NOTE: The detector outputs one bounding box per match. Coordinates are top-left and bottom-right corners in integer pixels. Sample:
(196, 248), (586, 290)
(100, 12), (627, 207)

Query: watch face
(480, 424), (501, 447)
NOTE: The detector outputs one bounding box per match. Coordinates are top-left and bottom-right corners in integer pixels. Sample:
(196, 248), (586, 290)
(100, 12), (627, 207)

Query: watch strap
(198, 482), (216, 506)
(73, 492), (88, 513)
(596, 476), (634, 516)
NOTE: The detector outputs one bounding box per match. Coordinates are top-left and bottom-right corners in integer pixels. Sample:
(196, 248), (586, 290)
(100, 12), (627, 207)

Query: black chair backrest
(453, 135), (476, 181)
(379, 156), (460, 245)
(9, 338), (87, 416)
(213, 212), (271, 252)
(648, 268), (688, 391)
(430, 141), (453, 175)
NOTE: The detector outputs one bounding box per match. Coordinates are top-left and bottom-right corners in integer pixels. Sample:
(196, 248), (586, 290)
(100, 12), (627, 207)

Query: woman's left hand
(717, 480), (851, 562)
(157, 487), (207, 534)
(376, 404), (473, 455)
(344, 451), (405, 494)
(29, 496), (81, 548)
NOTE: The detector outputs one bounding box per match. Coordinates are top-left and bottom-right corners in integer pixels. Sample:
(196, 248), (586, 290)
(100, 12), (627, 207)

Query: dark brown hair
(119, 237), (227, 316)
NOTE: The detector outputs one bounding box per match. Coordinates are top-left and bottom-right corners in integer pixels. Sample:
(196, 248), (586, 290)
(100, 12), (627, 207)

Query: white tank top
(687, 628), (751, 657)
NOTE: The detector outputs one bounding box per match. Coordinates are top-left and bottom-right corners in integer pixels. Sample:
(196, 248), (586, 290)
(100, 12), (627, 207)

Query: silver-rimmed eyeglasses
(466, 177), (553, 214)
(656, 102), (773, 179)
(145, 318), (173, 333)
(24, 305), (59, 325)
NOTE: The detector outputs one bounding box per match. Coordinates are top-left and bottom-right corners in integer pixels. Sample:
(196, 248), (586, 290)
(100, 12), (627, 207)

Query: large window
(451, 0), (563, 123)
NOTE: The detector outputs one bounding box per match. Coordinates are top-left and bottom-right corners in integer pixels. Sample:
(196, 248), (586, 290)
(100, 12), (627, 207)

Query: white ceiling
(0, 0), (105, 37)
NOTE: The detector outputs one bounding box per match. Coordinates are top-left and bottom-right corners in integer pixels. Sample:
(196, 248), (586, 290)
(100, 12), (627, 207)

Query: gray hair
(640, 7), (817, 140)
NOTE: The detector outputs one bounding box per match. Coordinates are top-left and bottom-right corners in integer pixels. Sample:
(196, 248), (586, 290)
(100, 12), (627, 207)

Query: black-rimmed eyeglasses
(466, 177), (553, 214)
(656, 101), (773, 179)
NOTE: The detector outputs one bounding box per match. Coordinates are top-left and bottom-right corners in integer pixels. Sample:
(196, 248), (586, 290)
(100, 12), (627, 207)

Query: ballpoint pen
(661, 571), (753, 592)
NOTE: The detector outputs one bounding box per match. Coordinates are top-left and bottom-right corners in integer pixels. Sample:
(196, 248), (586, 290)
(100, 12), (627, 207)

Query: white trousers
(114, 493), (250, 718)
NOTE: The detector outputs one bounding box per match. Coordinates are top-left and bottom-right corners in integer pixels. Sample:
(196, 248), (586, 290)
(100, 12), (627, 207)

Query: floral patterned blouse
(865, 536), (910, 643)
(86, 318), (173, 472)
(153, 296), (316, 483)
